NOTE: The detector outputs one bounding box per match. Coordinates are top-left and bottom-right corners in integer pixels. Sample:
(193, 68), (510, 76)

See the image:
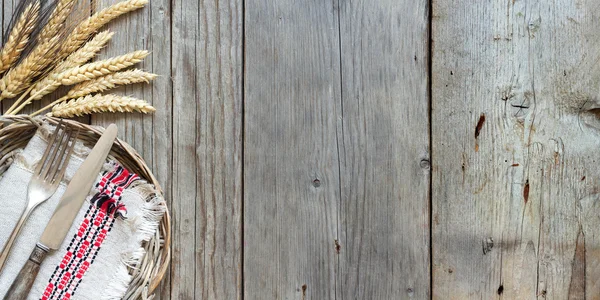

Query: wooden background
(3, 0), (600, 298)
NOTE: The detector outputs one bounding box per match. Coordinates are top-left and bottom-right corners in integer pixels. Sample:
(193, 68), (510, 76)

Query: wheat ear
(38, 0), (77, 43)
(68, 69), (157, 98)
(29, 31), (115, 100)
(49, 94), (155, 117)
(12, 49), (148, 115)
(61, 0), (148, 56)
(0, 1), (40, 75)
(56, 50), (149, 86)
(29, 69), (156, 116)
(0, 0), (77, 100)
(0, 36), (62, 99)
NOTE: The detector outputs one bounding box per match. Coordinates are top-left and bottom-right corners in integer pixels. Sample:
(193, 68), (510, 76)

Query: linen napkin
(0, 123), (166, 300)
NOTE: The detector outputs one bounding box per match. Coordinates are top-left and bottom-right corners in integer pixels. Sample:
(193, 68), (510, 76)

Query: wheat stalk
(29, 31), (115, 100)
(30, 69), (155, 116)
(61, 0), (148, 56)
(56, 50), (149, 85)
(49, 94), (155, 117)
(0, 0), (156, 119)
(68, 69), (156, 98)
(58, 31), (116, 72)
(0, 36), (62, 99)
(0, 1), (40, 75)
(38, 0), (77, 43)
(11, 45), (145, 115)
(0, 0), (78, 100)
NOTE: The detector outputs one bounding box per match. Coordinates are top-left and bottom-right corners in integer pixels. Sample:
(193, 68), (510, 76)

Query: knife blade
(40, 124), (118, 250)
(3, 124), (118, 300)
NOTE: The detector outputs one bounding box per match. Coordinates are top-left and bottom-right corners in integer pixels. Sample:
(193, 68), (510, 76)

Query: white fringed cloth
(0, 124), (165, 300)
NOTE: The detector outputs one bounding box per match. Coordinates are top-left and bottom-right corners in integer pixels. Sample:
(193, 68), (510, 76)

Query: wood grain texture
(244, 0), (430, 299)
(337, 0), (430, 298)
(432, 0), (600, 298)
(89, 0), (174, 297)
(170, 0), (243, 299)
(6, 0), (599, 298)
(243, 0), (341, 299)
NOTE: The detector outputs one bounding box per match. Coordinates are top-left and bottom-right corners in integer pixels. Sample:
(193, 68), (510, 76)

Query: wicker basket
(0, 115), (170, 299)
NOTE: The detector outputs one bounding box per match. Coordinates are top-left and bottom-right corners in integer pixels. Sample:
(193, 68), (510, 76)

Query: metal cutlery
(0, 121), (79, 274)
(4, 124), (117, 300)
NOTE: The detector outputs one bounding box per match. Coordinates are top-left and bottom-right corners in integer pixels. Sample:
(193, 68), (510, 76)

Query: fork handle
(3, 244), (48, 300)
(0, 205), (34, 273)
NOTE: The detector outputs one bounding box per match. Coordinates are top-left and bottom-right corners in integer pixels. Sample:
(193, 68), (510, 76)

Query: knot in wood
(420, 159), (430, 169)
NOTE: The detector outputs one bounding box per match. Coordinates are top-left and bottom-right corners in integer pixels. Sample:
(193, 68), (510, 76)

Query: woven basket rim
(0, 115), (171, 298)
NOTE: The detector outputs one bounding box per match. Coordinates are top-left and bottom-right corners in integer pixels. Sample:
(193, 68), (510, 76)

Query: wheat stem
(5, 86), (34, 115)
(8, 85), (54, 115)
(31, 96), (69, 117)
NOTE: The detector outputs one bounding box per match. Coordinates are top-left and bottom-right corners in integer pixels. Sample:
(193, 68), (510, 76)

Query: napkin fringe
(104, 183), (167, 300)
(0, 122), (167, 299)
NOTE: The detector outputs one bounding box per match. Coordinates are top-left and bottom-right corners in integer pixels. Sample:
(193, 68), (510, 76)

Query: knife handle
(3, 243), (48, 300)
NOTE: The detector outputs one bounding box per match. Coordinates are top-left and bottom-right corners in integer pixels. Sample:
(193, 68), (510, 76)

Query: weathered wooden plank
(245, 0), (431, 298)
(142, 1), (172, 298)
(89, 0), (173, 298)
(170, 1), (196, 295)
(170, 0), (243, 299)
(337, 0), (430, 298)
(432, 0), (600, 298)
(243, 0), (342, 299)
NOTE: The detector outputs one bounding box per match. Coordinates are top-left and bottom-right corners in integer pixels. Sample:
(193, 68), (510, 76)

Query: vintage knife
(3, 124), (118, 300)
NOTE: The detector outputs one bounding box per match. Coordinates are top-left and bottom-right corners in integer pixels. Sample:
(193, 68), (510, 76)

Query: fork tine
(46, 128), (72, 184)
(50, 129), (80, 185)
(34, 121), (64, 175)
(39, 126), (68, 181)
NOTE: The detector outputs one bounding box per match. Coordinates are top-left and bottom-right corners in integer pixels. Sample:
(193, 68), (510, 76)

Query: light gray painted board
(142, 0), (172, 298)
(243, 0), (342, 299)
(170, 0), (243, 299)
(336, 0), (431, 298)
(432, 0), (600, 298)
(90, 0), (172, 298)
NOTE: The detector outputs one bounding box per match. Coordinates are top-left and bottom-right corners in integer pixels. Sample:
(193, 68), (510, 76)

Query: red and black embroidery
(41, 164), (138, 300)
(92, 165), (138, 219)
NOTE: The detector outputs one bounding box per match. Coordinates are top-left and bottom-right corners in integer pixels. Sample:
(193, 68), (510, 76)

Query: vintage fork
(0, 122), (79, 273)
